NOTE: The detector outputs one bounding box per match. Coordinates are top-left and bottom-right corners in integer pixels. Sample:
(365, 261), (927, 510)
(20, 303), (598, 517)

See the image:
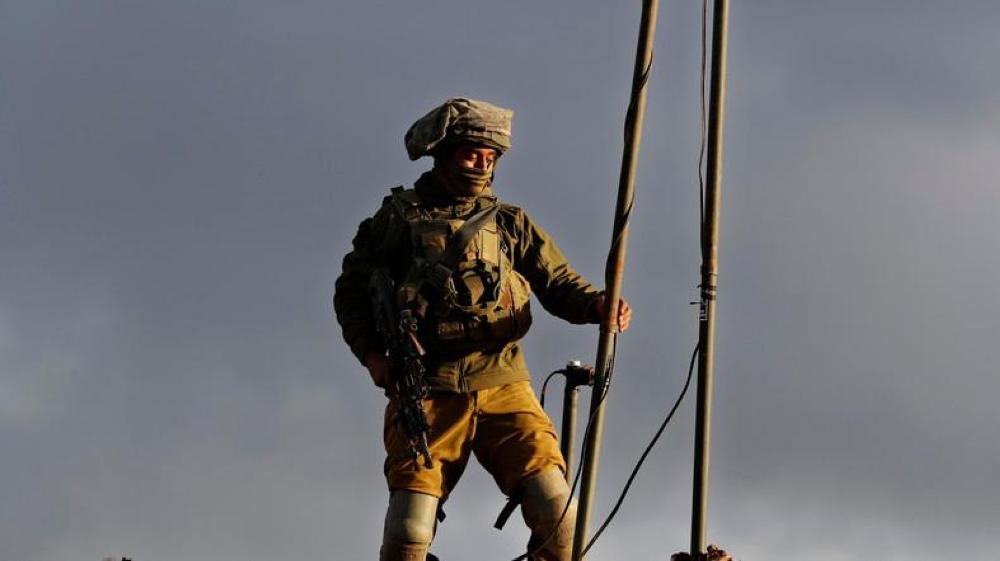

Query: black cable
(510, 9), (675, 561)
(581, 342), (700, 557)
(512, 50), (646, 561)
(539, 369), (562, 410)
(608, 56), (653, 288)
(515, 26), (650, 561)
(509, 337), (618, 561)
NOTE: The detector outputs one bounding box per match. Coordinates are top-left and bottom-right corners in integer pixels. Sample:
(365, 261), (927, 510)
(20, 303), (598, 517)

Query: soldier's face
(451, 145), (497, 173)
(439, 144), (497, 197)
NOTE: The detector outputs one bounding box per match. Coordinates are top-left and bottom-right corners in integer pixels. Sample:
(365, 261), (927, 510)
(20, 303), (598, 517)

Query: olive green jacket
(334, 172), (601, 392)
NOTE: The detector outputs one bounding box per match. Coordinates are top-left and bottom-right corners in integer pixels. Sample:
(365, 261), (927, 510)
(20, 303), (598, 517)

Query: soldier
(334, 98), (631, 561)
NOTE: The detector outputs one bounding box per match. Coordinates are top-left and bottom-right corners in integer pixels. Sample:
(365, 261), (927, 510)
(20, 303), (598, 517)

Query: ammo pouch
(388, 187), (532, 351)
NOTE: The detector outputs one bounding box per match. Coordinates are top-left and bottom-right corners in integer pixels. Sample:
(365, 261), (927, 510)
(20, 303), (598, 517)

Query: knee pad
(520, 469), (576, 559)
(381, 491), (439, 561)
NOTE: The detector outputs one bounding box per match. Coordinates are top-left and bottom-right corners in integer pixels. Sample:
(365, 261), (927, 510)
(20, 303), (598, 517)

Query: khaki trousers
(383, 380), (566, 499)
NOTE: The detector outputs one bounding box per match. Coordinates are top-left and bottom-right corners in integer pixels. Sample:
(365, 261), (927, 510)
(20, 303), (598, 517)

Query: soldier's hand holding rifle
(368, 268), (434, 468)
(364, 351), (393, 390)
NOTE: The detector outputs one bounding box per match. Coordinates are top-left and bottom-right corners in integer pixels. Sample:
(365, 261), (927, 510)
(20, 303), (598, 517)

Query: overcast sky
(2, 2), (999, 560)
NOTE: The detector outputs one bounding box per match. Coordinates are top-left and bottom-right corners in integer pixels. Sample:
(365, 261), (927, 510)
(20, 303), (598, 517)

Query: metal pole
(690, 0), (730, 556)
(571, 1), (660, 559)
(561, 384), (579, 481)
(560, 361), (595, 482)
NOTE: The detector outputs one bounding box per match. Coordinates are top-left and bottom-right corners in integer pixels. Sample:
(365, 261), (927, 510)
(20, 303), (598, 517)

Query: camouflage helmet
(404, 98), (513, 161)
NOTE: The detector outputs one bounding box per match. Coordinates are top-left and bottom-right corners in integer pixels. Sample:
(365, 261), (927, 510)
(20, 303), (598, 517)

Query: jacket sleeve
(507, 207), (602, 325)
(333, 205), (402, 364)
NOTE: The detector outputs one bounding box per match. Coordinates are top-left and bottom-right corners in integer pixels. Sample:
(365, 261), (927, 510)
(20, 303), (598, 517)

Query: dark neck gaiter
(440, 163), (492, 197)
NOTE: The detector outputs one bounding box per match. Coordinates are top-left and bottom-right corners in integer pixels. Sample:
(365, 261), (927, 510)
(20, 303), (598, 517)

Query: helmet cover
(404, 98), (513, 160)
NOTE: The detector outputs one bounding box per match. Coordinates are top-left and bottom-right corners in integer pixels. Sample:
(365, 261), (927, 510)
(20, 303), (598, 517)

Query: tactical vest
(387, 186), (533, 353)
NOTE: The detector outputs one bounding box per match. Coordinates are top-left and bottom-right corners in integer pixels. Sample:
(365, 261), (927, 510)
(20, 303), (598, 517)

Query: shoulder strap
(388, 185), (424, 221)
(420, 201), (501, 302)
(439, 203), (499, 269)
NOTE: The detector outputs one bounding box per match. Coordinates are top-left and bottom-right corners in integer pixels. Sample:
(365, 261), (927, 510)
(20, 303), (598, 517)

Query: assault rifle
(369, 267), (434, 469)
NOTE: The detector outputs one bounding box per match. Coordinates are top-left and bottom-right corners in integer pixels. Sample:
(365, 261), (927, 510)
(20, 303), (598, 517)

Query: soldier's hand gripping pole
(370, 268), (434, 469)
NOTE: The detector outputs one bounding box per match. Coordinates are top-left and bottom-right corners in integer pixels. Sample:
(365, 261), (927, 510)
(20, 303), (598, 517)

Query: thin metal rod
(571, 1), (660, 559)
(691, 0), (730, 556)
(561, 385), (579, 481)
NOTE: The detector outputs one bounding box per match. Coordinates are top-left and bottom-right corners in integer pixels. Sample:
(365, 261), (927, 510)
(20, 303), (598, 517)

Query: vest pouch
(488, 269), (532, 341)
(449, 222), (501, 309)
(453, 267), (500, 309)
(420, 219), (462, 257)
(435, 317), (467, 342)
(435, 313), (490, 341)
(391, 188), (535, 351)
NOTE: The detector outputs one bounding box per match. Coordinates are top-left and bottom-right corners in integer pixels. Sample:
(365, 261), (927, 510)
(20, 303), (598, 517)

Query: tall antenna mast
(571, 1), (661, 559)
(690, 0), (730, 557)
